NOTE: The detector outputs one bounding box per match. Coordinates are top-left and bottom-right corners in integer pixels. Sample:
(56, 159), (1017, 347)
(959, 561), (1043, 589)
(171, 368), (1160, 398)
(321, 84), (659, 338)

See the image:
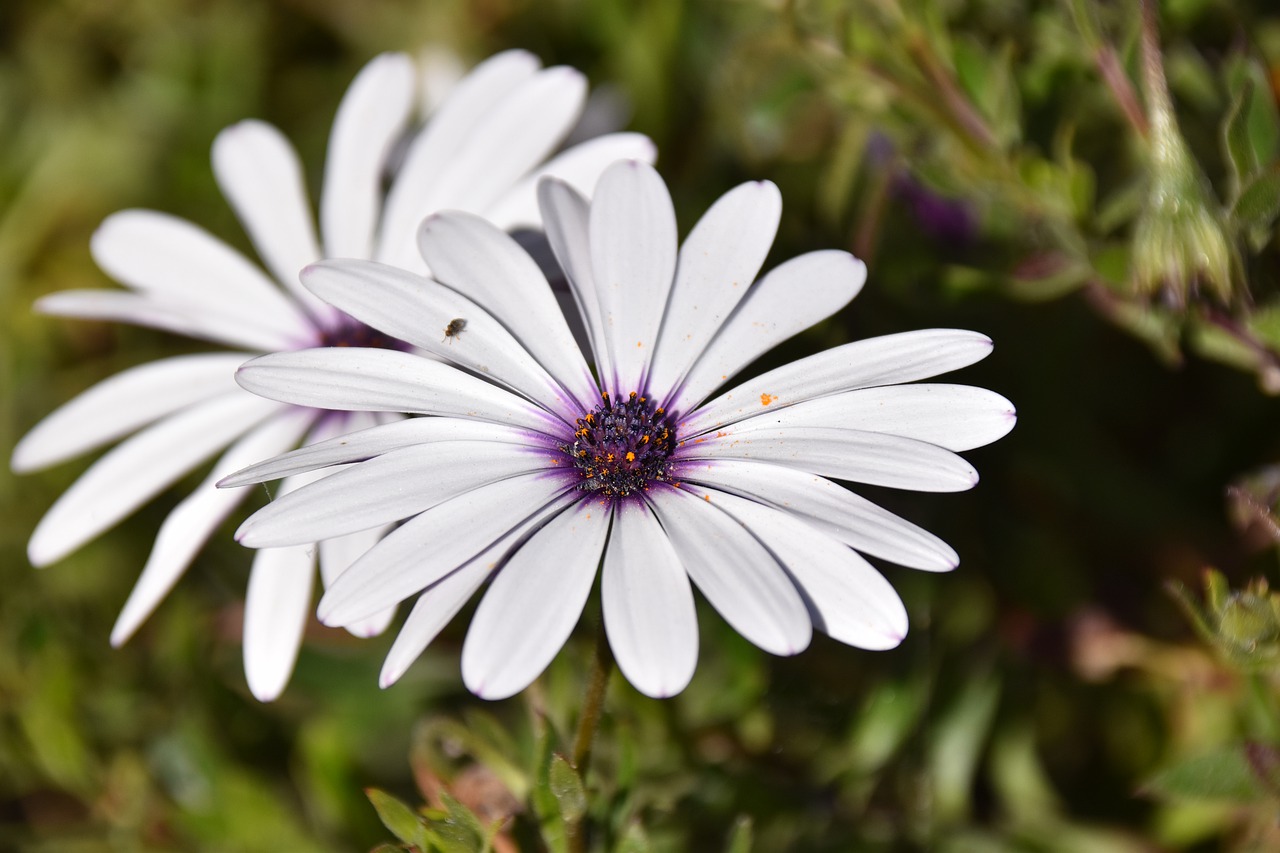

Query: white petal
(237, 440), (554, 547)
(588, 160), (678, 395)
(602, 499), (698, 698)
(378, 49), (542, 269)
(720, 384), (1017, 452)
(90, 209), (313, 337)
(680, 329), (994, 436)
(408, 67), (587, 222)
(110, 407), (316, 646)
(537, 178), (612, 383)
(672, 251), (866, 412)
(647, 486), (811, 656)
(13, 353), (251, 472)
(243, 538), (316, 702)
(702, 489), (908, 650)
(212, 121), (333, 322)
(219, 416), (545, 487)
(36, 289), (302, 352)
(677, 426), (978, 493)
(301, 259), (582, 420)
(416, 212), (597, 408)
(645, 181), (782, 401)
(675, 459), (958, 571)
(380, 559), (491, 688)
(321, 53), (416, 259)
(27, 392), (282, 566)
(462, 499), (609, 700)
(235, 347), (564, 435)
(318, 473), (574, 626)
(485, 133), (658, 230)
(319, 525), (397, 638)
(379, 499), (562, 688)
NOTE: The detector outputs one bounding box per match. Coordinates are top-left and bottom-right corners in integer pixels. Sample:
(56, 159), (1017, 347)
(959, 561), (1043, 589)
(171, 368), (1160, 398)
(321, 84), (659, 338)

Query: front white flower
(225, 160), (1016, 700)
(12, 50), (655, 702)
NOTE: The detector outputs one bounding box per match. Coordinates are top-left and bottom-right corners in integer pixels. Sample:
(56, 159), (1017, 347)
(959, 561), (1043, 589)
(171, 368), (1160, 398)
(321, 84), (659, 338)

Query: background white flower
(11, 50), (655, 702)
(227, 160), (1016, 701)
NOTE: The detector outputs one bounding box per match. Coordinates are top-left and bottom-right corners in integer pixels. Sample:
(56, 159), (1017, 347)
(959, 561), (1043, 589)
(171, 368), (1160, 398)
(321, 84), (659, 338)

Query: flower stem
(566, 619), (613, 853)
(572, 619), (614, 774)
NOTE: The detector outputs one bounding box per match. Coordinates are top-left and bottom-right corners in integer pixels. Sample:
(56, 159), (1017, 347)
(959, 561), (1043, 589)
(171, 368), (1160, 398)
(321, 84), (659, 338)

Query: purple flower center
(563, 391), (678, 497)
(319, 318), (409, 351)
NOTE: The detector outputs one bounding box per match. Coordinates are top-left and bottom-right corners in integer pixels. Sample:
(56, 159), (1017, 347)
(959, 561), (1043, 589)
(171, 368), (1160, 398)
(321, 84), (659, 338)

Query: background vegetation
(6, 0), (1280, 849)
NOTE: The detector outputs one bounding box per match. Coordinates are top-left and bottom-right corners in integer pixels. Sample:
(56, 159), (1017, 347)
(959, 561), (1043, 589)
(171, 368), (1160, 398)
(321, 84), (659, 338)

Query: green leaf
(1223, 75), (1259, 195)
(428, 792), (488, 853)
(1231, 167), (1280, 247)
(366, 788), (430, 850)
(1144, 746), (1269, 803)
(929, 675), (1001, 823)
(529, 730), (569, 853)
(725, 815), (753, 853)
(548, 754), (587, 823)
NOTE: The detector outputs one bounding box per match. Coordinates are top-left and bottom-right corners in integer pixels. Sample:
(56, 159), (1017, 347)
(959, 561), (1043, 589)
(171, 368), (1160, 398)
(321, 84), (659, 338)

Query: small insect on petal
(442, 317), (467, 344)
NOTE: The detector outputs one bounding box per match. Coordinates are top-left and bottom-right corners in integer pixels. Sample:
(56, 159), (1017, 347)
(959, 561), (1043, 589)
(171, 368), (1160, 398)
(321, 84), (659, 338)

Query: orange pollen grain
(760, 393), (777, 406)
(625, 451), (636, 462)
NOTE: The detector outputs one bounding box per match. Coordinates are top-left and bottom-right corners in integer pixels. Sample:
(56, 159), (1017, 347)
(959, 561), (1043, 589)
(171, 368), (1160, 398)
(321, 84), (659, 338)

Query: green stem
(566, 620), (614, 853)
(572, 620), (614, 773)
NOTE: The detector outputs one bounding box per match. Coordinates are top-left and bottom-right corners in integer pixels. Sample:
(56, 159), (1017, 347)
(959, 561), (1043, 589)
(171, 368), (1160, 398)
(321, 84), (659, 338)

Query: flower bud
(1168, 570), (1280, 670)
(1131, 0), (1237, 306)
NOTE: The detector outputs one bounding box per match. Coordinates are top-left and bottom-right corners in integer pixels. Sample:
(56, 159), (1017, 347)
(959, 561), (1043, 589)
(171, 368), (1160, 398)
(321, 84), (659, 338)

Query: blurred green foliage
(10, 0), (1280, 850)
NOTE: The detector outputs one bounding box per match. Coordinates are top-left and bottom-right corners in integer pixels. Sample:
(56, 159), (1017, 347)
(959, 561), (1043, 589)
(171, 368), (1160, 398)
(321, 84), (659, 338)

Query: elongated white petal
(379, 499), (565, 688)
(645, 181), (782, 401)
(28, 392), (282, 566)
(212, 121), (331, 320)
(681, 329), (993, 436)
(602, 499), (698, 698)
(674, 459), (957, 571)
(462, 499), (609, 700)
(702, 489), (908, 649)
(380, 559), (491, 688)
(319, 473), (575, 626)
(235, 348), (563, 435)
(410, 67), (587, 220)
(647, 486), (810, 655)
(378, 50), (542, 269)
(237, 441), (553, 547)
(243, 537), (316, 702)
(588, 160), (678, 395)
(90, 210), (312, 336)
(36, 290), (301, 352)
(13, 353), (251, 472)
(320, 525), (397, 638)
(321, 53), (415, 259)
(111, 408), (316, 646)
(417, 212), (597, 408)
(538, 178), (612, 383)
(219, 416), (544, 487)
(486, 132), (658, 230)
(672, 251), (866, 412)
(677, 427), (977, 493)
(301, 259), (580, 420)
(720, 384), (1017, 452)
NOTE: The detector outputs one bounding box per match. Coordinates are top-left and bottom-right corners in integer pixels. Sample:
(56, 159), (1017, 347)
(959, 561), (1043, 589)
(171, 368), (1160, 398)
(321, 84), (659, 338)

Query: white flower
(11, 50), (655, 701)
(226, 160), (1016, 700)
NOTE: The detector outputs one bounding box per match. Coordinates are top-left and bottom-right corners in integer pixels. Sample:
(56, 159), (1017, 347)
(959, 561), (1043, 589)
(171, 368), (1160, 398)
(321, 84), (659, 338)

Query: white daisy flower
(11, 50), (656, 702)
(225, 160), (1016, 701)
